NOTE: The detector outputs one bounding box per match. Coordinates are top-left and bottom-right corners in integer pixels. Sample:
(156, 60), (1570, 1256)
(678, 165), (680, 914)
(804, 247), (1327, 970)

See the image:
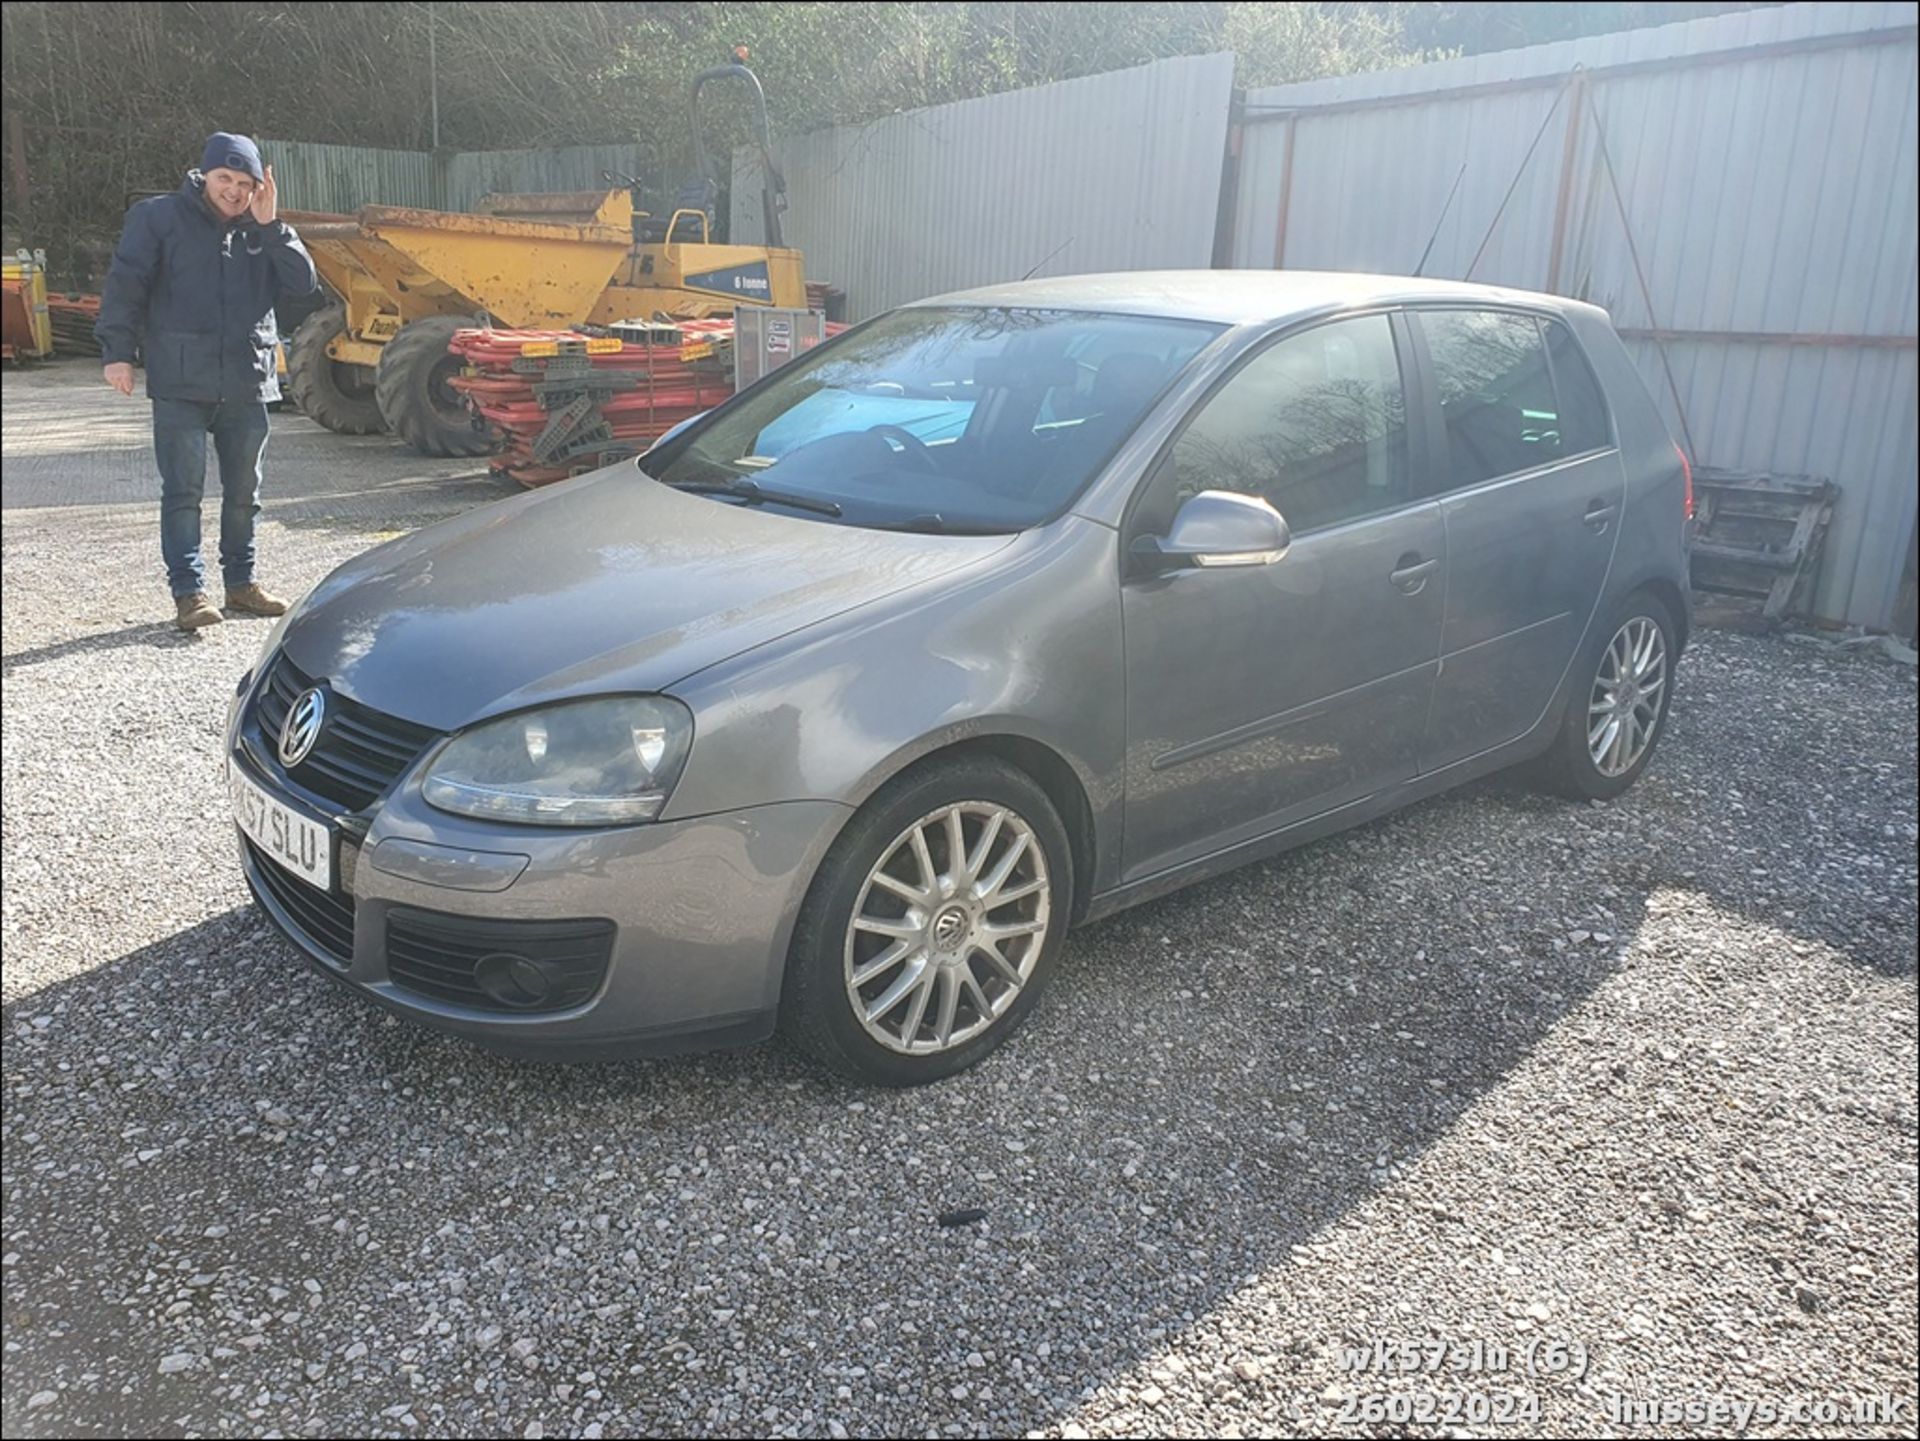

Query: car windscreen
(640, 306), (1224, 531)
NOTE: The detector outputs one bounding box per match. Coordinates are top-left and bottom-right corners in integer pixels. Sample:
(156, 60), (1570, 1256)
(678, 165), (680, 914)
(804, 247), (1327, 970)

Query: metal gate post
(1272, 115), (1298, 270)
(1546, 69), (1587, 294)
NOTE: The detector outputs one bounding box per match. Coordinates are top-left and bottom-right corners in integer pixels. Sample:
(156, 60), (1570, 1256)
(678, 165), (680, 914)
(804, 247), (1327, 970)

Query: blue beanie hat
(201, 132), (266, 183)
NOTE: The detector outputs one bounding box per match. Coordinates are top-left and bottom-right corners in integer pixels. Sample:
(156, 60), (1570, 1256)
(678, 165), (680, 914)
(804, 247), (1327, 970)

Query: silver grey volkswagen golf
(228, 271), (1691, 1084)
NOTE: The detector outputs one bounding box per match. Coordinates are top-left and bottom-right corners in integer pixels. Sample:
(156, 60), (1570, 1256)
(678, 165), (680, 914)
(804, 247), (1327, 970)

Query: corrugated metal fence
(1231, 1), (1919, 631)
(730, 53), (1237, 320)
(257, 140), (650, 215)
(444, 145), (651, 212)
(255, 140), (441, 212)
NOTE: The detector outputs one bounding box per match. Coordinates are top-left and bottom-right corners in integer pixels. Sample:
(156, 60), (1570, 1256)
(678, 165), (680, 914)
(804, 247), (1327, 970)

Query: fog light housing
(385, 909), (614, 1014)
(473, 952), (555, 1009)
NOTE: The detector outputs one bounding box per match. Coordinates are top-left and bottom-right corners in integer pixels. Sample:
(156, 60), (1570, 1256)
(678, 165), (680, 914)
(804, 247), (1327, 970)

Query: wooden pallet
(1690, 468), (1838, 622)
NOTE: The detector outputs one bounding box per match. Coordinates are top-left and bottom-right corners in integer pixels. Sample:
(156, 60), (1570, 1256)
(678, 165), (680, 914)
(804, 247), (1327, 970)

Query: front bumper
(229, 682), (851, 1060)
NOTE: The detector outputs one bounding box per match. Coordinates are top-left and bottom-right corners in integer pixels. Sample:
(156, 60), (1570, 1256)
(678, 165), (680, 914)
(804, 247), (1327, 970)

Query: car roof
(909, 269), (1580, 327)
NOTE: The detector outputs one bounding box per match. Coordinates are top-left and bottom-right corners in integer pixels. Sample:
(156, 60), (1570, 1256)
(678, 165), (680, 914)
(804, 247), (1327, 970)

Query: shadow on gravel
(2, 441), (507, 518)
(1, 792), (1890, 1439)
(5, 365), (511, 531)
(1, 621), (219, 676)
(3, 640), (1913, 1438)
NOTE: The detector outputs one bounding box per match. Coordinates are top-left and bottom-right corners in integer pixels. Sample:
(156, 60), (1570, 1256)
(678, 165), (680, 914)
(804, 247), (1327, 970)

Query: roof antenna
(1021, 236), (1075, 281)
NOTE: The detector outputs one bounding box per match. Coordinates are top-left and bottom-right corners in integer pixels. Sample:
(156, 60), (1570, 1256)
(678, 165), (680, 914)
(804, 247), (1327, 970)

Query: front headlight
(421, 696), (693, 827)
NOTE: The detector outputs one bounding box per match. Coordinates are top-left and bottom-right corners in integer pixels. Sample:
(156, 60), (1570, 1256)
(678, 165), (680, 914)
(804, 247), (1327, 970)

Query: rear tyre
(374, 316), (489, 457)
(286, 305), (384, 435)
(1533, 589), (1679, 801)
(780, 756), (1073, 1086)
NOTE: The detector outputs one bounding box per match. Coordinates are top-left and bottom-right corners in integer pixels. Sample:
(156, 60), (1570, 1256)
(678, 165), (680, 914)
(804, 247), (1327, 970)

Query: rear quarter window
(1543, 320), (1613, 454)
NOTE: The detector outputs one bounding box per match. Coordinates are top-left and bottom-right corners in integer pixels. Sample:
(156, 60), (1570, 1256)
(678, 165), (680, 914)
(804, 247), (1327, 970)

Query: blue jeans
(154, 398), (270, 599)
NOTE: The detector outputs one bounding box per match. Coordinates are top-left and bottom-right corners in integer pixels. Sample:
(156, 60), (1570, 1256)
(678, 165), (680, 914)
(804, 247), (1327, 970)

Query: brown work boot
(175, 593), (223, 630)
(225, 582), (289, 617)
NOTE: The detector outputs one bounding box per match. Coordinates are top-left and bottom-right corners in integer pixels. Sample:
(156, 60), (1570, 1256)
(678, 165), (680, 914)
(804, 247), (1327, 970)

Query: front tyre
(780, 756), (1073, 1086)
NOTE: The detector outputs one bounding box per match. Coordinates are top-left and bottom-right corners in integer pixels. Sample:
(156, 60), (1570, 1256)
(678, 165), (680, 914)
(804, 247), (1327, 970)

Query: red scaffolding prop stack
(448, 320), (741, 488)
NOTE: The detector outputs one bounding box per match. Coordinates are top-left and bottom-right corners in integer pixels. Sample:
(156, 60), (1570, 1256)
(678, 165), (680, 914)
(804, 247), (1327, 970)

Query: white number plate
(229, 758), (332, 891)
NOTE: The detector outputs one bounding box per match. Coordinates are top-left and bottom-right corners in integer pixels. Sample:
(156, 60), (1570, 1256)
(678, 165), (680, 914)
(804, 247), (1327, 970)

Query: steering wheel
(867, 424), (938, 472)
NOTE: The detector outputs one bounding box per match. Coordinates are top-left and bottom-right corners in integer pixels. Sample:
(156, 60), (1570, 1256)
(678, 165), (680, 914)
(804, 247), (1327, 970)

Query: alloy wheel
(844, 802), (1052, 1055)
(1589, 616), (1667, 777)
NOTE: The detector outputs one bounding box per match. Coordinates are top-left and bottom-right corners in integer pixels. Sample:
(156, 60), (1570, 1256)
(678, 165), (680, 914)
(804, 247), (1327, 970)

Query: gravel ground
(4, 361), (1916, 1438)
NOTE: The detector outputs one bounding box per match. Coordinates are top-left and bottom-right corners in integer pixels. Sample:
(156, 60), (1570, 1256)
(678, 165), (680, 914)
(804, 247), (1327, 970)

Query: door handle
(1390, 555), (1440, 594)
(1583, 500), (1619, 532)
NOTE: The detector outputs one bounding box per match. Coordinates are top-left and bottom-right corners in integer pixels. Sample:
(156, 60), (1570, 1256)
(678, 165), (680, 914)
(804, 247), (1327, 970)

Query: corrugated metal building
(1231, 0), (1917, 632)
(730, 53), (1237, 321)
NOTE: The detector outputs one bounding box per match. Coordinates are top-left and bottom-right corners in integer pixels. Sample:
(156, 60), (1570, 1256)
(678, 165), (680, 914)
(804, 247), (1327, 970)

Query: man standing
(96, 132), (320, 630)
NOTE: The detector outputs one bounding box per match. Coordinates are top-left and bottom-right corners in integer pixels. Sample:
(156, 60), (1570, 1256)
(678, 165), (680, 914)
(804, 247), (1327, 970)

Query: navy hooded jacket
(95, 172), (320, 404)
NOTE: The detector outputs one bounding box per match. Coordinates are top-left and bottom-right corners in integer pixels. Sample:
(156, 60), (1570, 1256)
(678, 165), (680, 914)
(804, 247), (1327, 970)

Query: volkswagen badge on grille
(279, 687), (326, 768)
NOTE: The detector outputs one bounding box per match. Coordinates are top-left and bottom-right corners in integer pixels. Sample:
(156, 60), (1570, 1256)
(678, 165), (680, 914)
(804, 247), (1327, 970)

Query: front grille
(254, 654), (441, 812)
(245, 838), (355, 968)
(386, 909), (614, 1014)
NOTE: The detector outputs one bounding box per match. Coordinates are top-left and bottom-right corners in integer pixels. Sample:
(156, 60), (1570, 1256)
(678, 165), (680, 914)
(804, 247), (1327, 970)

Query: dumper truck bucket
(283, 189), (633, 330)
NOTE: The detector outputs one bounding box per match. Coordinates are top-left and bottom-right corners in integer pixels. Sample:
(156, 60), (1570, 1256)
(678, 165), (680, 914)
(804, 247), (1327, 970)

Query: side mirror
(1132, 490), (1292, 575)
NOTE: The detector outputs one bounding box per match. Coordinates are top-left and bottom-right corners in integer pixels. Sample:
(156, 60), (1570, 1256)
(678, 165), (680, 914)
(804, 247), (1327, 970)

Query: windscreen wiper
(865, 513), (1004, 535)
(662, 477), (842, 517)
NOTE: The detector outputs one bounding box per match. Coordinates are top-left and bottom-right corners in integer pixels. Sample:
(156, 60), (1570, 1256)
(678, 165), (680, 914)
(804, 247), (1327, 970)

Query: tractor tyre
(374, 316), (489, 458)
(286, 305), (384, 435)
